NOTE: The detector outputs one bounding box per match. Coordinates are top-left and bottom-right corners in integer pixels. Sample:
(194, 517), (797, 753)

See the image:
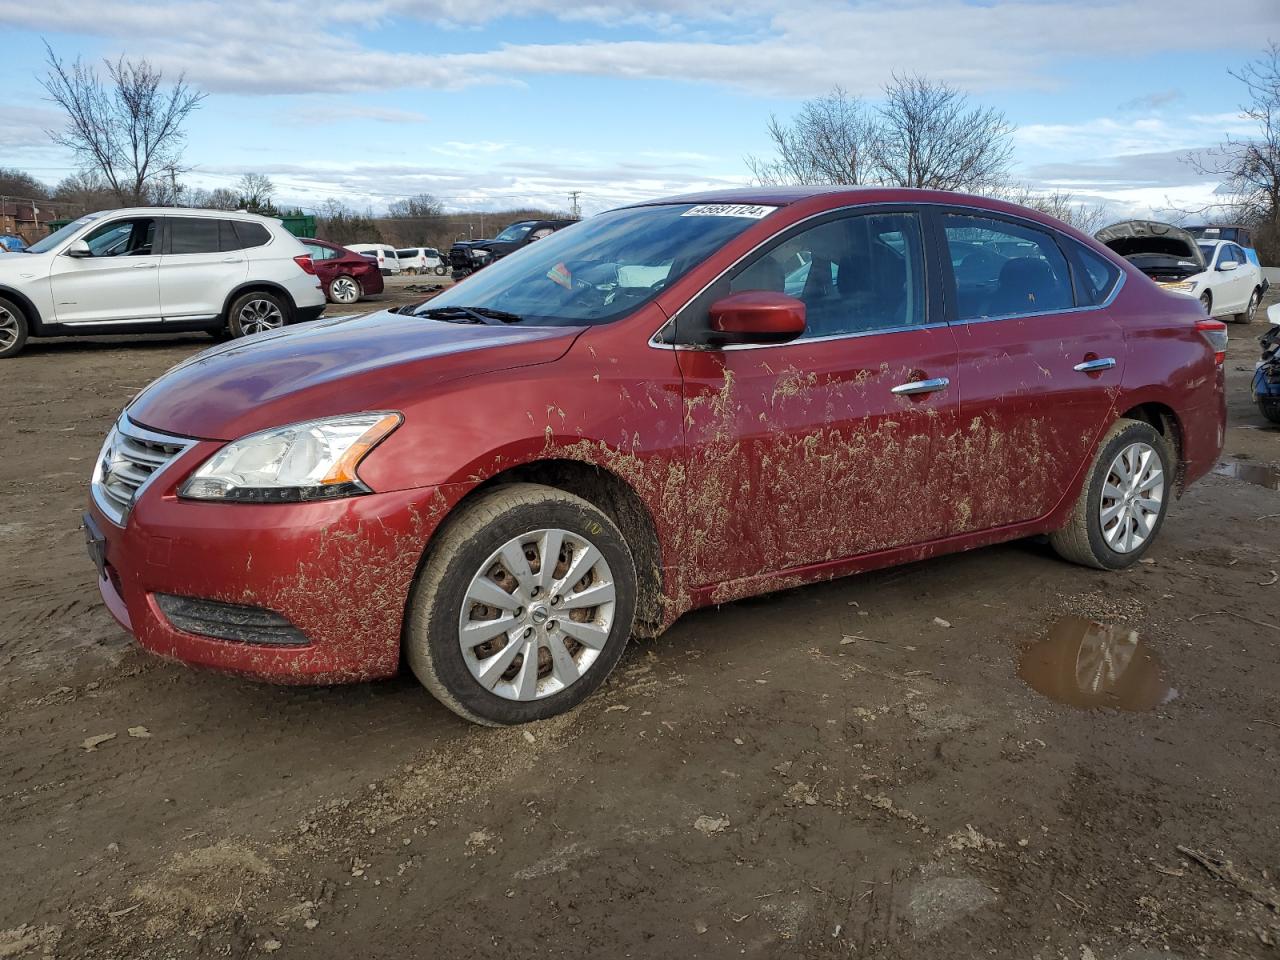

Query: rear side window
(942, 214), (1074, 320)
(232, 221), (271, 249)
(1072, 243), (1122, 306)
(168, 218), (221, 254)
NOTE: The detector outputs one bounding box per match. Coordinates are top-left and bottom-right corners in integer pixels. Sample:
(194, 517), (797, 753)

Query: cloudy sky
(0, 0), (1273, 220)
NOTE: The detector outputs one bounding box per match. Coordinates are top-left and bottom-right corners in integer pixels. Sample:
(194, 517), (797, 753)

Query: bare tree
(1186, 42), (1280, 237)
(0, 168), (50, 201)
(993, 185), (1109, 234)
(387, 193), (445, 219)
(749, 76), (1015, 194)
(872, 74), (1014, 191)
(39, 43), (206, 206)
(52, 170), (116, 218)
(186, 186), (242, 211)
(747, 88), (877, 185)
(236, 173), (275, 213)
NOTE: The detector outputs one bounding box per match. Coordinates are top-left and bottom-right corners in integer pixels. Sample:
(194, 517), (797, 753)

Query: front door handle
(222, 257), (243, 263)
(1073, 357), (1117, 373)
(132, 262), (158, 269)
(891, 377), (950, 396)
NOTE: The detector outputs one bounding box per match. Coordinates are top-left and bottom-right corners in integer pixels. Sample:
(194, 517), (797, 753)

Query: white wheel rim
(0, 307), (18, 351)
(238, 299), (284, 335)
(331, 276), (359, 303)
(458, 528), (615, 701)
(1099, 441), (1164, 553)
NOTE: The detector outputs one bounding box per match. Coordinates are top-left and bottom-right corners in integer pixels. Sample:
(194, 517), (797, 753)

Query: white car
(346, 243), (401, 276)
(1185, 239), (1265, 322)
(395, 246), (446, 276)
(0, 208), (326, 358)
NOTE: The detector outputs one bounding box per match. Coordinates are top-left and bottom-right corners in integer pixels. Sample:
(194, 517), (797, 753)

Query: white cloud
(285, 105), (429, 125)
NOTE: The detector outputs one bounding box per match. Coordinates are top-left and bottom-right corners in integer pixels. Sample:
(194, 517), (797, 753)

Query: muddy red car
(300, 238), (385, 306)
(85, 187), (1226, 725)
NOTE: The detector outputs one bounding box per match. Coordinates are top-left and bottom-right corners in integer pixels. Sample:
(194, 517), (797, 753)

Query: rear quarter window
(232, 222), (271, 249)
(1072, 243), (1122, 306)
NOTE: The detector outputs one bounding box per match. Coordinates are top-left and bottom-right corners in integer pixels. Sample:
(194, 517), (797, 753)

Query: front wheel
(1049, 419), (1172, 570)
(1259, 400), (1280, 424)
(434, 264), (447, 277)
(405, 484), (637, 726)
(1199, 290), (1213, 316)
(0, 296), (29, 359)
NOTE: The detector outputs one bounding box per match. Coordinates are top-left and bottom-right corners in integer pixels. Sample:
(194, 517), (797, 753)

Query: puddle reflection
(1212, 460), (1280, 490)
(1018, 616), (1176, 712)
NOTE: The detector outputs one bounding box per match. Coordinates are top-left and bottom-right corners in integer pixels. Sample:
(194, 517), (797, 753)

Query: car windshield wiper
(417, 305), (523, 324)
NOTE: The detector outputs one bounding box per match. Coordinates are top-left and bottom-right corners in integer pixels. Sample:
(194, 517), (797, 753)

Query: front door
(672, 208), (958, 590)
(935, 209), (1126, 533)
(49, 217), (161, 324)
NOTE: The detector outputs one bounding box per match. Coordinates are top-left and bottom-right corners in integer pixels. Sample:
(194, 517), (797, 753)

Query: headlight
(470, 248), (490, 261)
(180, 413), (401, 503)
(1164, 280), (1198, 292)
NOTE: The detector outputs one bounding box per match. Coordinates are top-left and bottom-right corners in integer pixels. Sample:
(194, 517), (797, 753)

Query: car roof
(82, 207), (281, 223)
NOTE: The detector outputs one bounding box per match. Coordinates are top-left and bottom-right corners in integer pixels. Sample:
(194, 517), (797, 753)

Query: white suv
(0, 208), (326, 358)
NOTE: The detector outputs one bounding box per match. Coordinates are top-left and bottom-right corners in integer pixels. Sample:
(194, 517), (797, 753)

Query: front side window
(83, 218), (156, 257)
(943, 214), (1073, 319)
(675, 210), (927, 344)
(29, 214), (103, 254)
(495, 222), (535, 243)
(168, 217), (221, 255)
(420, 203), (773, 327)
(1217, 245), (1237, 267)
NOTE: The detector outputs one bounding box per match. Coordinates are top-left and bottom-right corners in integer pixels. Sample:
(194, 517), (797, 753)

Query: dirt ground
(2, 285), (1278, 960)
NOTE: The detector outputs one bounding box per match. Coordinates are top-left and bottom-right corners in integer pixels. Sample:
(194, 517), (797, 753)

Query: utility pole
(168, 166), (179, 206)
(568, 191), (582, 219)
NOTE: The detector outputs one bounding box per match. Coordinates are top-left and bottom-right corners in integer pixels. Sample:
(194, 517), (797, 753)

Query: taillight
(293, 254), (316, 275)
(1195, 319), (1227, 365)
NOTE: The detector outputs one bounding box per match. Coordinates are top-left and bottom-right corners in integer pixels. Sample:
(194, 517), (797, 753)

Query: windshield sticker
(680, 204), (778, 219)
(547, 261), (573, 289)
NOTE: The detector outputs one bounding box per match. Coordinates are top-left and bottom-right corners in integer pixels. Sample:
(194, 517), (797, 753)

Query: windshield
(1197, 243), (1216, 264)
(494, 222), (535, 242)
(419, 203), (777, 326)
(25, 213), (103, 254)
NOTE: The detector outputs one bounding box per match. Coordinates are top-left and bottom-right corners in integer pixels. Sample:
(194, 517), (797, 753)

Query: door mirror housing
(707, 291), (806, 344)
(64, 239), (92, 258)
(1219, 260), (1238, 272)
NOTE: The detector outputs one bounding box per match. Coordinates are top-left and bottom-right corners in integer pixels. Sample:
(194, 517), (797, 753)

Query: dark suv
(448, 219), (576, 280)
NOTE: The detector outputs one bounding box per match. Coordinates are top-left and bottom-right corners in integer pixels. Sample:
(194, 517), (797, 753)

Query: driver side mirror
(708, 291), (806, 344)
(64, 239), (92, 258)
(1219, 260), (1238, 272)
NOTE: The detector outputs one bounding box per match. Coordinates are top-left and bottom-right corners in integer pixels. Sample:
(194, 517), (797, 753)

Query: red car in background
(300, 238), (384, 306)
(86, 187), (1225, 727)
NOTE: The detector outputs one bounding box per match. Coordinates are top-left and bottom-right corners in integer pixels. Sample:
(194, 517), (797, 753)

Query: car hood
(126, 309), (583, 441)
(1095, 220), (1206, 269)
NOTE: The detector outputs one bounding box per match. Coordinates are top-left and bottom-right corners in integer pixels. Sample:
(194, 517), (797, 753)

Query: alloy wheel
(1099, 441), (1164, 553)
(457, 528), (616, 701)
(330, 276), (359, 304)
(238, 299), (284, 335)
(0, 307), (17, 352)
(1247, 290), (1260, 322)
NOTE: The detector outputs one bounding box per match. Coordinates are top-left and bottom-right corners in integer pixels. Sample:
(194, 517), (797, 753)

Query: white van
(395, 247), (446, 276)
(346, 243), (401, 276)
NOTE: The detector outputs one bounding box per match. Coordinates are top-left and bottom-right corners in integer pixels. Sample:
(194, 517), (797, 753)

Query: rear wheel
(0, 296), (29, 359)
(328, 275), (361, 305)
(1235, 287), (1261, 324)
(405, 484), (637, 726)
(228, 291), (288, 338)
(1049, 419), (1172, 570)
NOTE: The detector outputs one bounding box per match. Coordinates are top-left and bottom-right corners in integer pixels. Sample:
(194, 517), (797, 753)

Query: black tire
(1049, 418), (1173, 570)
(1199, 290), (1212, 316)
(405, 483), (637, 726)
(327, 274), (362, 305)
(1259, 400), (1280, 425)
(434, 264), (447, 277)
(227, 290), (289, 338)
(1234, 287), (1261, 324)
(0, 295), (29, 359)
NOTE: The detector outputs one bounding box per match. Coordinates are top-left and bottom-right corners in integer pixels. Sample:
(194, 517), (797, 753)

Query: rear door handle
(222, 257), (243, 263)
(1073, 357), (1117, 373)
(132, 262), (157, 269)
(891, 377), (950, 396)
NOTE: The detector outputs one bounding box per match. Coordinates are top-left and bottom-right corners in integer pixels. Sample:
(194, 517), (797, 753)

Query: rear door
(935, 209), (1125, 533)
(674, 206), (958, 588)
(159, 217), (248, 321)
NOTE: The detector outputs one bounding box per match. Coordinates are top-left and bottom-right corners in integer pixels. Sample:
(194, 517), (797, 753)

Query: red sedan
(86, 187), (1225, 725)
(300, 238), (384, 305)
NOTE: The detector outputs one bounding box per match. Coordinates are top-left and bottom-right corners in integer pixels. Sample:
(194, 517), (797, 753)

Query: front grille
(91, 416), (194, 525)
(155, 594), (310, 646)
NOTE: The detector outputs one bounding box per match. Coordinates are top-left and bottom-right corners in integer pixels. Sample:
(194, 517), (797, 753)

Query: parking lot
(2, 289), (1278, 958)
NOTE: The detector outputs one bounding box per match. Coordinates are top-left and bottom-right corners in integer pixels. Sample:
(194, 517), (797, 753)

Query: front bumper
(86, 476), (462, 684)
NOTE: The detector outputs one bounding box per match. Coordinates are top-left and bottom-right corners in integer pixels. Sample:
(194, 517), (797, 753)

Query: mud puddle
(1018, 615), (1176, 711)
(1212, 459), (1280, 489)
